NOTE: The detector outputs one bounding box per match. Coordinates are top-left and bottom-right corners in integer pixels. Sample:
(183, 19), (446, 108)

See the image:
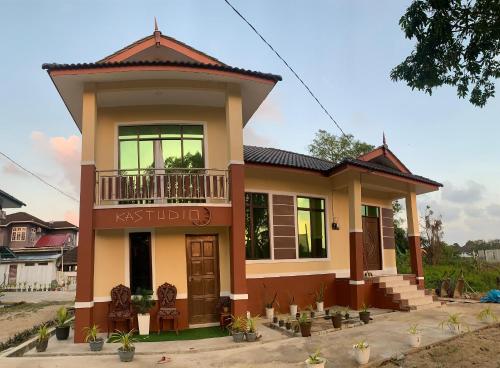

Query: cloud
(252, 96), (284, 124)
(243, 126), (273, 147)
(2, 162), (28, 177)
(485, 204), (500, 218)
(441, 180), (485, 204)
(31, 131), (81, 193)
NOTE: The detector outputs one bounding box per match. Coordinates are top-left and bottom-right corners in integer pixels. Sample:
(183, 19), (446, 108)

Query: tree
(393, 200), (409, 254)
(308, 130), (374, 164)
(421, 205), (445, 265)
(391, 0), (500, 107)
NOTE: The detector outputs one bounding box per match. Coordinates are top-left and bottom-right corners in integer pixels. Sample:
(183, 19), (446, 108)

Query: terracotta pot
(359, 311), (370, 324)
(299, 322), (312, 337)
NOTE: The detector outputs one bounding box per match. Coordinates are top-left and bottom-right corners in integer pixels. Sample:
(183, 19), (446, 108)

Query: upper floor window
(245, 193), (270, 260)
(297, 197), (327, 258)
(11, 227), (27, 242)
(119, 125), (204, 174)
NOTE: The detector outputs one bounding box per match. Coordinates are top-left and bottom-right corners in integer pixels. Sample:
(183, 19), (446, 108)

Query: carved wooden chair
(215, 296), (231, 330)
(157, 282), (180, 335)
(107, 284), (134, 337)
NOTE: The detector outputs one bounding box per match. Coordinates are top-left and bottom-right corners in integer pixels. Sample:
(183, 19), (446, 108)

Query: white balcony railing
(95, 168), (229, 205)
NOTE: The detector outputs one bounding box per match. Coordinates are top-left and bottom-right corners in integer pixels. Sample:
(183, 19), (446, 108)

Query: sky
(0, 0), (499, 245)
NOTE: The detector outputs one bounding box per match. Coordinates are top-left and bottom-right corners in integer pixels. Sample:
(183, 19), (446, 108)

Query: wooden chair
(107, 284), (134, 337)
(157, 282), (180, 335)
(215, 296), (231, 330)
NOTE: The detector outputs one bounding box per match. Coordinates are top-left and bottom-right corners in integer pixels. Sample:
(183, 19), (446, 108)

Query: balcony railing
(95, 168), (229, 205)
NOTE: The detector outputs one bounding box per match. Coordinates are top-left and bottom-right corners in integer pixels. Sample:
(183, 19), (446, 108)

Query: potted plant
(263, 284), (278, 320)
(229, 315), (247, 342)
(359, 303), (370, 324)
(298, 313), (312, 337)
(439, 313), (469, 334)
(477, 306), (498, 323)
(353, 340), (370, 364)
(407, 323), (421, 347)
(314, 283), (325, 312)
(84, 324), (104, 351)
(332, 309), (342, 329)
(288, 293), (298, 316)
(110, 330), (137, 362)
(132, 288), (155, 335)
(246, 316), (259, 342)
(278, 318), (285, 327)
(343, 307), (350, 320)
(36, 324), (50, 352)
(305, 349), (326, 368)
(55, 306), (71, 340)
(33, 282), (38, 292)
(285, 317), (292, 330)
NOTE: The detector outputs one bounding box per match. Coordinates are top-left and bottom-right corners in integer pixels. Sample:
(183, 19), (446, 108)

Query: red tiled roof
(35, 234), (69, 248)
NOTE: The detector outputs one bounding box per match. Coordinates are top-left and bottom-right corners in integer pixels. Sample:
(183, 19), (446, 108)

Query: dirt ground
(0, 302), (71, 344)
(380, 323), (500, 368)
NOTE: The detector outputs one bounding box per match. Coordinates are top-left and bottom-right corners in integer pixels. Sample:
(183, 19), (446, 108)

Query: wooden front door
(186, 235), (219, 324)
(362, 216), (382, 270)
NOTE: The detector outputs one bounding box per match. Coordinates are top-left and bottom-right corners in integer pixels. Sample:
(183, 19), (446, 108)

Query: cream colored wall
(94, 229), (126, 297)
(95, 105), (228, 171)
(93, 227), (230, 298)
(244, 166), (397, 276)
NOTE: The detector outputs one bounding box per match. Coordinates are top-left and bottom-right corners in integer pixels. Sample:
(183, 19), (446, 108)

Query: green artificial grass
(114, 326), (229, 343)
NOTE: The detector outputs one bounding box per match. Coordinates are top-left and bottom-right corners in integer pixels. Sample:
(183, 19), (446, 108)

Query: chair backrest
(215, 296), (231, 313)
(157, 282), (177, 308)
(110, 284), (132, 312)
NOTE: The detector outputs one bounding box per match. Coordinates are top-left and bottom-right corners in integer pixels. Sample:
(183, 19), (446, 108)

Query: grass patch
(121, 326), (229, 342)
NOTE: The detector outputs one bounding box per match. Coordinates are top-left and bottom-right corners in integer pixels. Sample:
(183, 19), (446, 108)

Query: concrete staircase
(373, 275), (441, 311)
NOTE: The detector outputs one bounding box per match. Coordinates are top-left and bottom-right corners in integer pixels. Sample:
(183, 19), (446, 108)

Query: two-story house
(42, 26), (441, 342)
(0, 211), (78, 288)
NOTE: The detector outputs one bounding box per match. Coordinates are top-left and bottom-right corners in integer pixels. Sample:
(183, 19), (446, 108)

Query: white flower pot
(290, 304), (298, 316)
(408, 333), (421, 347)
(305, 357), (326, 368)
(137, 313), (150, 335)
(353, 346), (370, 365)
(316, 301), (324, 313)
(265, 307), (274, 320)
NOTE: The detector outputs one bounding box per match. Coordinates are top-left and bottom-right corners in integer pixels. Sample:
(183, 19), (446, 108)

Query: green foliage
(109, 330), (138, 351)
(393, 200), (409, 254)
(308, 130), (374, 164)
(439, 313), (469, 333)
(0, 319), (57, 352)
(477, 307), (498, 323)
(407, 323), (420, 335)
(37, 324), (50, 341)
(55, 307), (71, 328)
(246, 316), (258, 333)
(314, 283), (325, 303)
(228, 315), (247, 333)
(391, 0), (500, 107)
(353, 339), (369, 350)
(131, 288), (155, 314)
(83, 324), (101, 342)
(360, 303), (370, 313)
(307, 349), (323, 364)
(298, 312), (311, 324)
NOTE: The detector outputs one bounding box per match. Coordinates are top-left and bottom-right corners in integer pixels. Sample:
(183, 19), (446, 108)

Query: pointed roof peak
(383, 132), (387, 148)
(154, 17), (159, 32)
(153, 17), (161, 45)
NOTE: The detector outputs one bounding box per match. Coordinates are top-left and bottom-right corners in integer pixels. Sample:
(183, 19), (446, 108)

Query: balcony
(95, 168), (229, 206)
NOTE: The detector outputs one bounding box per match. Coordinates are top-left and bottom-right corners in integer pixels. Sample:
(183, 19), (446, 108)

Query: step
(407, 301), (442, 311)
(372, 275), (404, 283)
(386, 284), (418, 294)
(400, 295), (434, 307)
(392, 289), (426, 301)
(379, 279), (411, 288)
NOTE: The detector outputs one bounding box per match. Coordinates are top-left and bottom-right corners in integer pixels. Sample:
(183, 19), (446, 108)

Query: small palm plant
(109, 329), (137, 352)
(84, 324), (104, 351)
(36, 324), (50, 352)
(306, 349), (324, 365)
(477, 306), (498, 323)
(439, 313), (469, 334)
(56, 307), (71, 327)
(407, 323), (420, 335)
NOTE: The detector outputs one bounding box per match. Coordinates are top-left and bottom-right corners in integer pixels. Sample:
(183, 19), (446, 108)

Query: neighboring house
(43, 25), (442, 342)
(477, 249), (500, 263)
(0, 212), (78, 288)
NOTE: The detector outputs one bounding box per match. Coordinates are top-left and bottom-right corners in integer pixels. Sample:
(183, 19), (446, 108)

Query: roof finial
(383, 132), (387, 147)
(153, 17), (161, 46)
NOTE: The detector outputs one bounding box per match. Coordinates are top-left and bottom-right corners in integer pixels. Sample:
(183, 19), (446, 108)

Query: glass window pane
(160, 125), (181, 139)
(119, 141), (138, 171)
(119, 126), (138, 140)
(297, 210), (311, 257)
(139, 141), (154, 172)
(138, 125), (160, 139)
(253, 208), (269, 259)
(182, 125), (203, 138)
(297, 197), (310, 209)
(162, 140), (182, 168)
(245, 207), (252, 259)
(252, 193), (268, 207)
(183, 140), (203, 168)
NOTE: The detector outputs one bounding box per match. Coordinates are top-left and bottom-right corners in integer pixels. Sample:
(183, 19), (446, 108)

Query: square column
(225, 84), (247, 315)
(74, 85), (97, 342)
(405, 191), (424, 289)
(348, 175), (364, 309)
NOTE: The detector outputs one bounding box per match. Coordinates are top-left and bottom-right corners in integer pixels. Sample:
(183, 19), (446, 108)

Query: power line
(0, 151), (79, 203)
(223, 0), (347, 137)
